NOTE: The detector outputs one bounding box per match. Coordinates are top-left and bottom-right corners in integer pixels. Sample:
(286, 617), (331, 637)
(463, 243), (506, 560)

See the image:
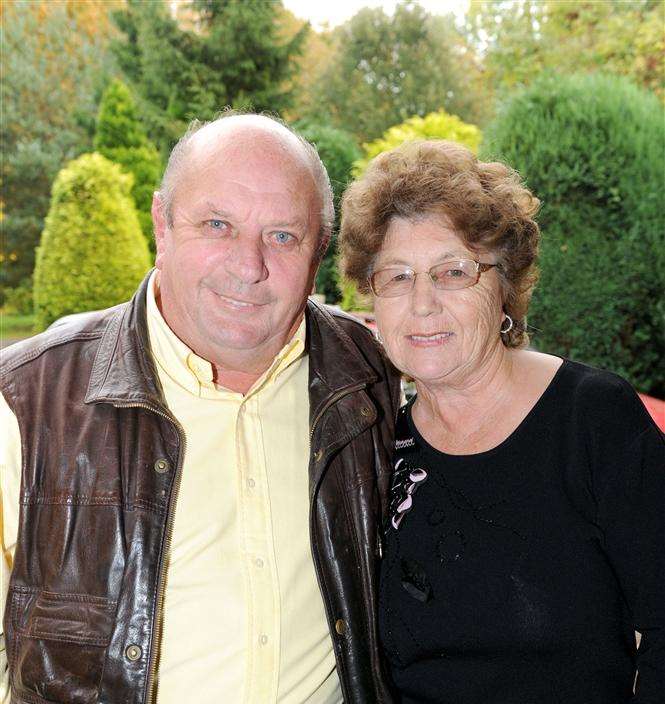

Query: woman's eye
(392, 272), (411, 282)
(443, 268), (467, 278)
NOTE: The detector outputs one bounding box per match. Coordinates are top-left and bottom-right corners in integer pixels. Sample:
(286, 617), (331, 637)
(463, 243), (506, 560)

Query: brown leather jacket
(1, 274), (401, 704)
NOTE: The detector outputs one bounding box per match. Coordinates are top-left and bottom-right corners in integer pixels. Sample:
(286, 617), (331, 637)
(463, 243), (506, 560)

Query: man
(0, 114), (400, 703)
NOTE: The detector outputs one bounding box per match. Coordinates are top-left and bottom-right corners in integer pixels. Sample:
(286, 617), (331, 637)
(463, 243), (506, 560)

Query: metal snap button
(125, 644), (142, 661)
(335, 619), (346, 635)
(154, 458), (169, 474)
(360, 406), (371, 417)
(314, 449), (323, 462)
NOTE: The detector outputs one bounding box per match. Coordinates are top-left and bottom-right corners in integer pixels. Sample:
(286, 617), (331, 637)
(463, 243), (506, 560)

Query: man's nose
(410, 272), (442, 317)
(224, 233), (268, 284)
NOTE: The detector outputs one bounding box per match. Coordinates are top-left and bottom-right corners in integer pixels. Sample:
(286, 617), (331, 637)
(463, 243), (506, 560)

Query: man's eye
(271, 231), (294, 245)
(204, 219), (228, 233)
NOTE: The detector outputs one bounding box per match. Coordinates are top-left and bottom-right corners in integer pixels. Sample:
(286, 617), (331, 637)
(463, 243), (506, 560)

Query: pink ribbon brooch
(390, 458), (428, 530)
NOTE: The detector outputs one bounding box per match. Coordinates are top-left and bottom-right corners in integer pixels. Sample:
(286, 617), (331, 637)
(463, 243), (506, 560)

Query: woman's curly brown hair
(339, 140), (541, 348)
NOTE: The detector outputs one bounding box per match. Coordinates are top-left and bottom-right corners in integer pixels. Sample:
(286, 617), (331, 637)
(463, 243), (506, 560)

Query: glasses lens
(371, 268), (414, 297)
(430, 260), (478, 290)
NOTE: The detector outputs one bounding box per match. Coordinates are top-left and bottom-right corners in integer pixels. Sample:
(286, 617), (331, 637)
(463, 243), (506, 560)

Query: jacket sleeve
(1, 391), (22, 703)
(589, 379), (665, 703)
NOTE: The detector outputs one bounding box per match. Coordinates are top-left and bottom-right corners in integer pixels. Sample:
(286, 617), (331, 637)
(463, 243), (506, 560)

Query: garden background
(1, 0), (664, 404)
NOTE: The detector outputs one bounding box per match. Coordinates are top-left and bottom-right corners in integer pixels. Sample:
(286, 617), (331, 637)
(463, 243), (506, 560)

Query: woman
(339, 140), (664, 704)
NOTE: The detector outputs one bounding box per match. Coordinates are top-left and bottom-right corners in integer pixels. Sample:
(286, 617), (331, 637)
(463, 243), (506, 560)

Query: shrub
(33, 153), (151, 330)
(482, 73), (665, 396)
(296, 121), (361, 303)
(353, 109), (482, 176)
(94, 79), (162, 248)
(2, 277), (34, 316)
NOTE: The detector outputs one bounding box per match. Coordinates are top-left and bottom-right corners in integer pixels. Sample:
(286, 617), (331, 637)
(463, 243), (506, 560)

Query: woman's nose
(410, 272), (442, 317)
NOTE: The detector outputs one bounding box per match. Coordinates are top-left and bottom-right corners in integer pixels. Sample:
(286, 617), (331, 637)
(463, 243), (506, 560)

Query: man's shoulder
(307, 299), (401, 390)
(0, 303), (126, 374)
(308, 300), (381, 354)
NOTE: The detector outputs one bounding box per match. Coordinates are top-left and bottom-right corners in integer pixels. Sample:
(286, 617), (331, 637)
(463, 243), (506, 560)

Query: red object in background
(639, 394), (665, 432)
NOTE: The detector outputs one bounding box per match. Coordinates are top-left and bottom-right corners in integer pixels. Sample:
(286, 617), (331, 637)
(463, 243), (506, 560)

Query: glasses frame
(368, 259), (499, 298)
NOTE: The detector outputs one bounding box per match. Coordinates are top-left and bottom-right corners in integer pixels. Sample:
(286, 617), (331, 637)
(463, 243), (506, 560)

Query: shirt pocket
(8, 588), (116, 704)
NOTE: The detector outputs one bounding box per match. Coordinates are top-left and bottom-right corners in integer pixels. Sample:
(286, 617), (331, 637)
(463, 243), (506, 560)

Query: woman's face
(372, 216), (505, 389)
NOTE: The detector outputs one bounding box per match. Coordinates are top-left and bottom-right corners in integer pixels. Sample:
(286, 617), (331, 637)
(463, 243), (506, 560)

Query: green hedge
(33, 153), (151, 330)
(295, 121), (361, 303)
(482, 73), (665, 397)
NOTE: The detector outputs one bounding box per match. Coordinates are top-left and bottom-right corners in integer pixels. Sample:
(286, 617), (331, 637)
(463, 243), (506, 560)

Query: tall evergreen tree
(111, 0), (308, 154)
(94, 79), (162, 248)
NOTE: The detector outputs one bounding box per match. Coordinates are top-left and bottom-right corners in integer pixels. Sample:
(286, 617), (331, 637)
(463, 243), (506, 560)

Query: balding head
(158, 114), (334, 255)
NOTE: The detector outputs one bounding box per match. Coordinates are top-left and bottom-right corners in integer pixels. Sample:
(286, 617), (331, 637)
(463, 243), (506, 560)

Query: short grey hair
(158, 112), (334, 255)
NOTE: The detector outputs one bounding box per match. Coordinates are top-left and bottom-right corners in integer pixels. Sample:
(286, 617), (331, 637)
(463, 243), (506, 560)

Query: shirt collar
(146, 271), (306, 398)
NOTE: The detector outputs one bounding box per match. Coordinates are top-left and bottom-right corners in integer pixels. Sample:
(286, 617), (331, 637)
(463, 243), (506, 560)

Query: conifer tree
(94, 79), (162, 248)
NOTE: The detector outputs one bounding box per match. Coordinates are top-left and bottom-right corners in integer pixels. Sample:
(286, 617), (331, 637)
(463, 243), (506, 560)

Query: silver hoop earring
(500, 315), (514, 334)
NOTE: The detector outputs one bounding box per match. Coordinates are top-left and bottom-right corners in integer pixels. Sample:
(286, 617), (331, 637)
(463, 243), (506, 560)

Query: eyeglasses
(369, 259), (498, 298)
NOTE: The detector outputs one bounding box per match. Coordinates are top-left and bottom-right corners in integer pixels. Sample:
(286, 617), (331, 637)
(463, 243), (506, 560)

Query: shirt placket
(237, 394), (280, 703)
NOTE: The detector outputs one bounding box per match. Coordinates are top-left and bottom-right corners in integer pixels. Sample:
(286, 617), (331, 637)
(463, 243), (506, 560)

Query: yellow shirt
(1, 273), (341, 703)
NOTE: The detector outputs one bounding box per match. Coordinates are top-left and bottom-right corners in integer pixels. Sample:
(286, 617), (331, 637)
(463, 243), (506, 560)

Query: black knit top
(379, 359), (665, 704)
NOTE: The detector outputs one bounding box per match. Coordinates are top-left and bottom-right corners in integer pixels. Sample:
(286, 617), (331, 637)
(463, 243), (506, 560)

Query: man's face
(153, 135), (321, 373)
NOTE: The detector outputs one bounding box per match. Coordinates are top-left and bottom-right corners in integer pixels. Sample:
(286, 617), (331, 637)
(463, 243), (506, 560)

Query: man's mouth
(211, 291), (264, 309)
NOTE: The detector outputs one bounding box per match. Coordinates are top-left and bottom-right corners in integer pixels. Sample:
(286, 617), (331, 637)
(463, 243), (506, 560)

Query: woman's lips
(406, 332), (454, 347)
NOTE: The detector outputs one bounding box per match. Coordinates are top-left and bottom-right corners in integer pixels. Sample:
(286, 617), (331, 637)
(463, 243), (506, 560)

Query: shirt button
(259, 634), (268, 645)
(335, 619), (347, 635)
(246, 478), (256, 489)
(154, 458), (169, 474)
(254, 557), (264, 568)
(125, 644), (142, 661)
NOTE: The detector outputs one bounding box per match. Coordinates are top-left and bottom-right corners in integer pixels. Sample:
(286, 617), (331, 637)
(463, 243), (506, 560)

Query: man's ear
(152, 192), (168, 270)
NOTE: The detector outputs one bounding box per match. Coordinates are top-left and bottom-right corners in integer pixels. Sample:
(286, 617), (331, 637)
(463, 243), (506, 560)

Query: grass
(0, 311), (36, 345)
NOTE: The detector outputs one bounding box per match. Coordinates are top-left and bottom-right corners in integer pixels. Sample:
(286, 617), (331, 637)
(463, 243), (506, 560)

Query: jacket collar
(86, 272), (378, 414)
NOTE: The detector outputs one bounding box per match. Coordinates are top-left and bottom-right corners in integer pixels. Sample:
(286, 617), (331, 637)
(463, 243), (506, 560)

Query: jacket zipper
(308, 382), (368, 444)
(112, 401), (187, 704)
(308, 381), (369, 703)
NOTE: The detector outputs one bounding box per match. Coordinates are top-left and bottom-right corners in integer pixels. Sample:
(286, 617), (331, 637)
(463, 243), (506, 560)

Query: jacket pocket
(9, 588), (116, 704)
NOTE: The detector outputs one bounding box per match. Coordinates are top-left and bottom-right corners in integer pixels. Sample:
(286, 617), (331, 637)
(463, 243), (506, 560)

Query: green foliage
(339, 279), (372, 313)
(1, 1), (113, 300)
(111, 0), (307, 155)
(354, 110), (482, 176)
(295, 122), (361, 302)
(0, 313), (36, 343)
(33, 153), (151, 330)
(465, 0), (664, 109)
(482, 73), (665, 396)
(305, 4), (483, 143)
(94, 79), (162, 247)
(2, 278), (34, 316)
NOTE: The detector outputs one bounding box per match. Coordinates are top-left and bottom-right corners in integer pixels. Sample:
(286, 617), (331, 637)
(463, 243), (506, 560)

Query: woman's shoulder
(550, 356), (661, 441)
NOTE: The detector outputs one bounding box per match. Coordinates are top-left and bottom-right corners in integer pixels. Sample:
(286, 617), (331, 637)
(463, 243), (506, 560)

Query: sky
(282, 0), (470, 30)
